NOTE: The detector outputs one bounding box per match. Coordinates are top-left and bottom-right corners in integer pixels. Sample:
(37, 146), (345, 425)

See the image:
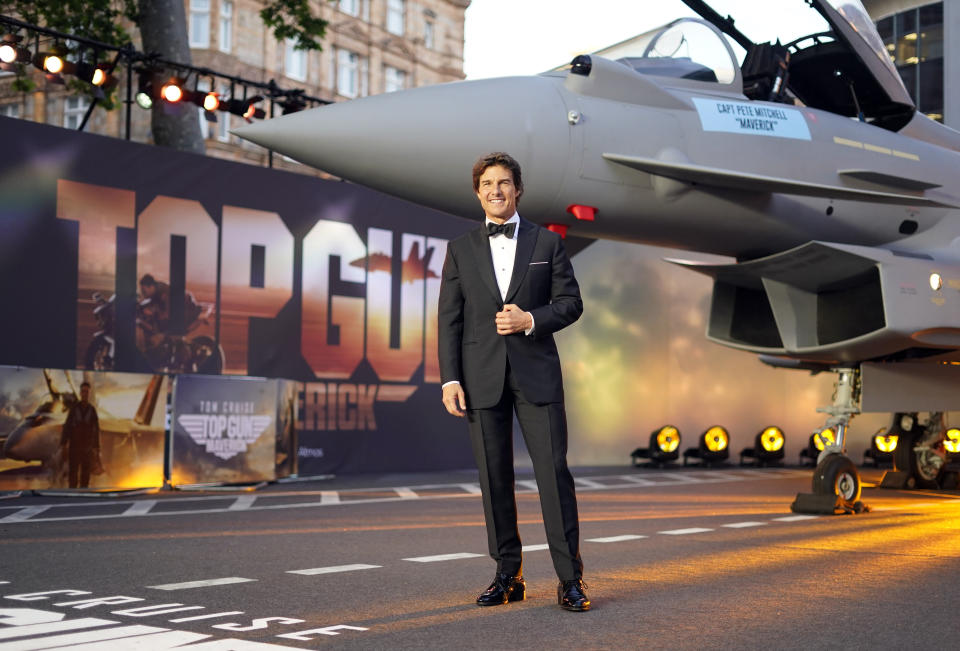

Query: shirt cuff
(524, 311), (535, 336)
(441, 380), (461, 389)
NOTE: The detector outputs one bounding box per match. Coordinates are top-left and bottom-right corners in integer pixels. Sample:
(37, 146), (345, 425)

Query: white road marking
(402, 553), (484, 563)
(0, 505), (51, 523)
(659, 527), (714, 535)
(0, 470), (830, 525)
(0, 581), (8, 585)
(574, 478), (606, 489)
(521, 544), (549, 552)
(617, 475), (658, 486)
(722, 521), (768, 528)
(167, 611), (244, 623)
(586, 534), (648, 543)
(394, 487), (418, 499)
(773, 515), (819, 522)
(227, 495), (257, 511)
(121, 500), (156, 517)
(147, 578), (256, 591)
(0, 625), (167, 650)
(0, 618), (115, 640)
(287, 564), (382, 576)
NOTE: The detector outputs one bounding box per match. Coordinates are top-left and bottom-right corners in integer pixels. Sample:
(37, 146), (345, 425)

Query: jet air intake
(669, 242), (960, 363)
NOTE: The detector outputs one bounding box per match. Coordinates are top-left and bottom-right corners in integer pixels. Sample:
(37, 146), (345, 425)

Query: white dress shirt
(442, 213), (533, 390)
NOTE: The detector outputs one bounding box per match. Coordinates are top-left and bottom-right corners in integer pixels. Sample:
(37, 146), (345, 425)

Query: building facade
(0, 0), (471, 173)
(863, 0), (957, 128)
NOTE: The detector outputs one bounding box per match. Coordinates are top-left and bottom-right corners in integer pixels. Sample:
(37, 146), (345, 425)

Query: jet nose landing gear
(792, 368), (869, 514)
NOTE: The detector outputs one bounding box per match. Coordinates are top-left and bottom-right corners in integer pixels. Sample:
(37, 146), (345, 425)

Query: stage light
(862, 427), (896, 467)
(875, 432), (898, 453)
(741, 426), (786, 467)
(0, 34), (31, 69)
(161, 77), (185, 103)
(135, 74), (153, 108)
(814, 427), (835, 451)
(202, 91), (220, 111)
(630, 425), (681, 467)
(225, 94), (266, 122)
(946, 428), (960, 454)
(683, 425), (730, 467)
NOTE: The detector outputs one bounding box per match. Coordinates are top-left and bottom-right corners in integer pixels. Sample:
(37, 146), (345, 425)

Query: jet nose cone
(233, 76), (572, 217)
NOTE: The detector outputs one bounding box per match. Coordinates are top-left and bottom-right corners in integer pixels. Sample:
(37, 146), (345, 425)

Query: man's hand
(496, 304), (533, 335)
(442, 383), (467, 417)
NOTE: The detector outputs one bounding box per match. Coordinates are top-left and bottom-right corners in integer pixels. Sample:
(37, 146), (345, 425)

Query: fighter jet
(2, 371), (165, 476)
(349, 240), (440, 283)
(235, 0), (960, 509)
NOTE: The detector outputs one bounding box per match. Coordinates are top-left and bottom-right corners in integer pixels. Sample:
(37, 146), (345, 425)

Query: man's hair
(140, 274), (156, 287)
(472, 152), (523, 201)
(80, 381), (91, 389)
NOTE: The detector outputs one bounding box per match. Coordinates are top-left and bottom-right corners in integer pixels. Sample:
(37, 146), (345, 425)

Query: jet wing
(602, 153), (954, 208)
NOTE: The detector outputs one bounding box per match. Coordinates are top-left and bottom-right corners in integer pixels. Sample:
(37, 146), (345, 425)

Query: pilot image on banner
(60, 380), (102, 488)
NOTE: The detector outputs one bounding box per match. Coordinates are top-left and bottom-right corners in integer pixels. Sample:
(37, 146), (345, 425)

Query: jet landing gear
(880, 412), (954, 490)
(791, 368), (869, 515)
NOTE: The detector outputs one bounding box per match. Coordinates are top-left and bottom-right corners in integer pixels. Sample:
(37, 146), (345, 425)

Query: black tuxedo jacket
(438, 217), (582, 409)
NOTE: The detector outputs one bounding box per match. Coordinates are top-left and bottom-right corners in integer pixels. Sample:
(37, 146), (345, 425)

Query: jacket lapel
(470, 223), (503, 305)
(505, 218), (537, 303)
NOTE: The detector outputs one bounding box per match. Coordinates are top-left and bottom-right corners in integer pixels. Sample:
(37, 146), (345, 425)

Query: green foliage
(260, 0), (329, 51)
(0, 0), (135, 48)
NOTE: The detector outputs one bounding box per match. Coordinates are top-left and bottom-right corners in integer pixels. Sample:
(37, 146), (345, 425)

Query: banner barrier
(0, 366), (167, 491)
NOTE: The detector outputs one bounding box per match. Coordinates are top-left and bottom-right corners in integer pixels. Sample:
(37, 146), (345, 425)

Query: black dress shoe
(558, 578), (591, 611)
(476, 572), (526, 606)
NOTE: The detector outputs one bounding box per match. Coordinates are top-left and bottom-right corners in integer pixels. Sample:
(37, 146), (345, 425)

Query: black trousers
(466, 362), (583, 582)
(68, 448), (92, 488)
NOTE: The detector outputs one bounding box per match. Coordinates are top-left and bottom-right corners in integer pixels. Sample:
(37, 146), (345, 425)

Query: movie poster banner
(0, 117), (475, 475)
(0, 366), (167, 490)
(171, 374), (279, 486)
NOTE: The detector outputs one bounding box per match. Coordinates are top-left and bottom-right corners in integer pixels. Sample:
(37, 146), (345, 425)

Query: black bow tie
(487, 222), (516, 238)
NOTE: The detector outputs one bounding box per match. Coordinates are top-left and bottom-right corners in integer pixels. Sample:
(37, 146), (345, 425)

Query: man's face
(80, 385), (90, 402)
(141, 283), (155, 298)
(476, 165), (518, 223)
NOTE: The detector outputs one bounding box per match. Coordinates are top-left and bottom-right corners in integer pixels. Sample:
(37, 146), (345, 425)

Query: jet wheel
(812, 453), (861, 503)
(893, 431), (941, 488)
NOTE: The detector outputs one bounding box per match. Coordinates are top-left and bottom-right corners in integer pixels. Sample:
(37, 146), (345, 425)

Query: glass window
(424, 20), (434, 49)
(387, 0), (405, 35)
(895, 9), (918, 65)
(919, 4), (943, 61)
(286, 39), (307, 81)
(0, 103), (20, 118)
(384, 66), (406, 92)
(340, 0), (359, 16)
(63, 96), (90, 130)
(190, 0), (211, 48)
(918, 58), (943, 115)
(337, 49), (367, 97)
(219, 0), (233, 53)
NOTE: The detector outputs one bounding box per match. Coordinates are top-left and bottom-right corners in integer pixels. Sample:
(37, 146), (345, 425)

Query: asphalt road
(1, 465), (959, 650)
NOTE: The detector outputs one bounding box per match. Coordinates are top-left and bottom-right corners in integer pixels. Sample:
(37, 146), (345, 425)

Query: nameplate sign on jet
(692, 98), (812, 141)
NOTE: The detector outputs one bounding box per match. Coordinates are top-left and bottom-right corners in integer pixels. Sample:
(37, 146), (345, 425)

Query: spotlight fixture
(33, 44), (72, 82)
(75, 61), (116, 90)
(135, 71), (155, 109)
(813, 427), (835, 451)
(945, 428), (960, 455)
(740, 426), (785, 467)
(225, 95), (265, 122)
(160, 77), (185, 103)
(630, 425), (681, 468)
(683, 425), (730, 467)
(0, 34), (31, 70)
(201, 91), (220, 111)
(863, 427), (897, 468)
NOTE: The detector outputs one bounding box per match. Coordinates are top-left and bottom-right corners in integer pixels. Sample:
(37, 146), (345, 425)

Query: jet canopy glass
(613, 18), (738, 86)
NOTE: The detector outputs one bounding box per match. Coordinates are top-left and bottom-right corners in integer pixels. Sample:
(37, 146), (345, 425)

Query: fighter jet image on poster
(235, 0), (960, 509)
(0, 369), (167, 490)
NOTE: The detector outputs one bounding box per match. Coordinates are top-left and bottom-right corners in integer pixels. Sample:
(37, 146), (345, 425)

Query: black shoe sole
(560, 602), (591, 612)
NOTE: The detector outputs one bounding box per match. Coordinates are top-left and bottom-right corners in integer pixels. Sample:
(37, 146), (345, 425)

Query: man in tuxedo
(438, 152), (589, 612)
